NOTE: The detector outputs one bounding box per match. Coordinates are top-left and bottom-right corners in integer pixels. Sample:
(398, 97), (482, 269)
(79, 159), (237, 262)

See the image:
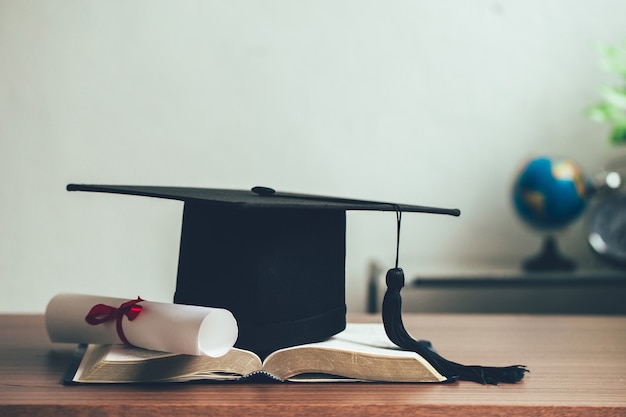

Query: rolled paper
(46, 293), (238, 357)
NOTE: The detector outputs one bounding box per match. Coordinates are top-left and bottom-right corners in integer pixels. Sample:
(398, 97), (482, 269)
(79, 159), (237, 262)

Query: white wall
(2, 0), (625, 313)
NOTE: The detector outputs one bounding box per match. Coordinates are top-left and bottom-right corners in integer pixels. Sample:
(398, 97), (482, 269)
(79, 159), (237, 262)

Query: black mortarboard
(67, 184), (527, 384)
(67, 184), (457, 352)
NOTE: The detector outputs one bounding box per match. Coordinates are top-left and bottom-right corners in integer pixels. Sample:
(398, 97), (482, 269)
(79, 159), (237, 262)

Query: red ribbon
(85, 297), (144, 346)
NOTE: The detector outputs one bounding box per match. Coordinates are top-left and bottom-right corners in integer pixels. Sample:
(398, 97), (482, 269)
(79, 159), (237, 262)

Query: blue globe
(513, 156), (592, 231)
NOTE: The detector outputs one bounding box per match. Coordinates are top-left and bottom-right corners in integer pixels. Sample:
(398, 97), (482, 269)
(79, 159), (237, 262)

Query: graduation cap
(67, 184), (527, 384)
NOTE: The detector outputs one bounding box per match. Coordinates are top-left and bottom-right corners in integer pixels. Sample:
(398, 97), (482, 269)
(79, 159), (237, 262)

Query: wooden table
(1, 313), (625, 417)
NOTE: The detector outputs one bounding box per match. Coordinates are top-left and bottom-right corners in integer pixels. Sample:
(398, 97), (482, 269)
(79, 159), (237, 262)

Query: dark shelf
(367, 266), (626, 315)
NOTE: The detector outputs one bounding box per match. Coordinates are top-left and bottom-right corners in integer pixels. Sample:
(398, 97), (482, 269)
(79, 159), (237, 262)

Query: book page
(277, 323), (422, 357)
(73, 344), (263, 383)
(263, 323), (446, 383)
(104, 345), (179, 361)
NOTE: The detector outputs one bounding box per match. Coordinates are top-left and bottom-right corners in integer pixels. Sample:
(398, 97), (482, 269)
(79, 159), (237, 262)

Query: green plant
(587, 41), (626, 146)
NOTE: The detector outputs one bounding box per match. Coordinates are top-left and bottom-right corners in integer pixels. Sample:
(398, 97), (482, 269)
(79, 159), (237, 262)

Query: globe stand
(523, 235), (576, 272)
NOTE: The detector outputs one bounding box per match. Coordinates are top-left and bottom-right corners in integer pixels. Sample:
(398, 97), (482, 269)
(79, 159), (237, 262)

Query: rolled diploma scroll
(46, 293), (238, 357)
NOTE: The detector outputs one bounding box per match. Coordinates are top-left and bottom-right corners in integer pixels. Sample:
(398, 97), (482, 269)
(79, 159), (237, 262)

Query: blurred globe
(513, 156), (592, 231)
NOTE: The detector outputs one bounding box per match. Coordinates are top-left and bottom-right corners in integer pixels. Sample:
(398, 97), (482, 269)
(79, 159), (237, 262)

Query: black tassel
(382, 267), (528, 385)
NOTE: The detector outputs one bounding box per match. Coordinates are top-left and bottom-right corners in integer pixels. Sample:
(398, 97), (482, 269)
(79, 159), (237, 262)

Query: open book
(64, 323), (448, 384)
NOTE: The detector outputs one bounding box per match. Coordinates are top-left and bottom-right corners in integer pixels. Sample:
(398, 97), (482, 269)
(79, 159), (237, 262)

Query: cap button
(251, 186), (276, 196)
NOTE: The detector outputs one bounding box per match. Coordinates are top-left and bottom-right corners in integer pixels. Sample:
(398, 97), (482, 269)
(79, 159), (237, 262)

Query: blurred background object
(587, 40), (626, 146)
(587, 159), (626, 267)
(585, 40), (626, 268)
(512, 156), (591, 271)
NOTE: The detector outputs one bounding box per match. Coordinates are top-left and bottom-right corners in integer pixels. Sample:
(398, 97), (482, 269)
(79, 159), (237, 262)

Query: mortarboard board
(67, 184), (527, 384)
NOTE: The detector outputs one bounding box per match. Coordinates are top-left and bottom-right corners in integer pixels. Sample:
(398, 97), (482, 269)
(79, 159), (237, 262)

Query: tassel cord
(382, 206), (527, 384)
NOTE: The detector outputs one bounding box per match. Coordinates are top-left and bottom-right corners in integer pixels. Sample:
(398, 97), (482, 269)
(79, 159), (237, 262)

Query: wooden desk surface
(1, 313), (625, 417)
